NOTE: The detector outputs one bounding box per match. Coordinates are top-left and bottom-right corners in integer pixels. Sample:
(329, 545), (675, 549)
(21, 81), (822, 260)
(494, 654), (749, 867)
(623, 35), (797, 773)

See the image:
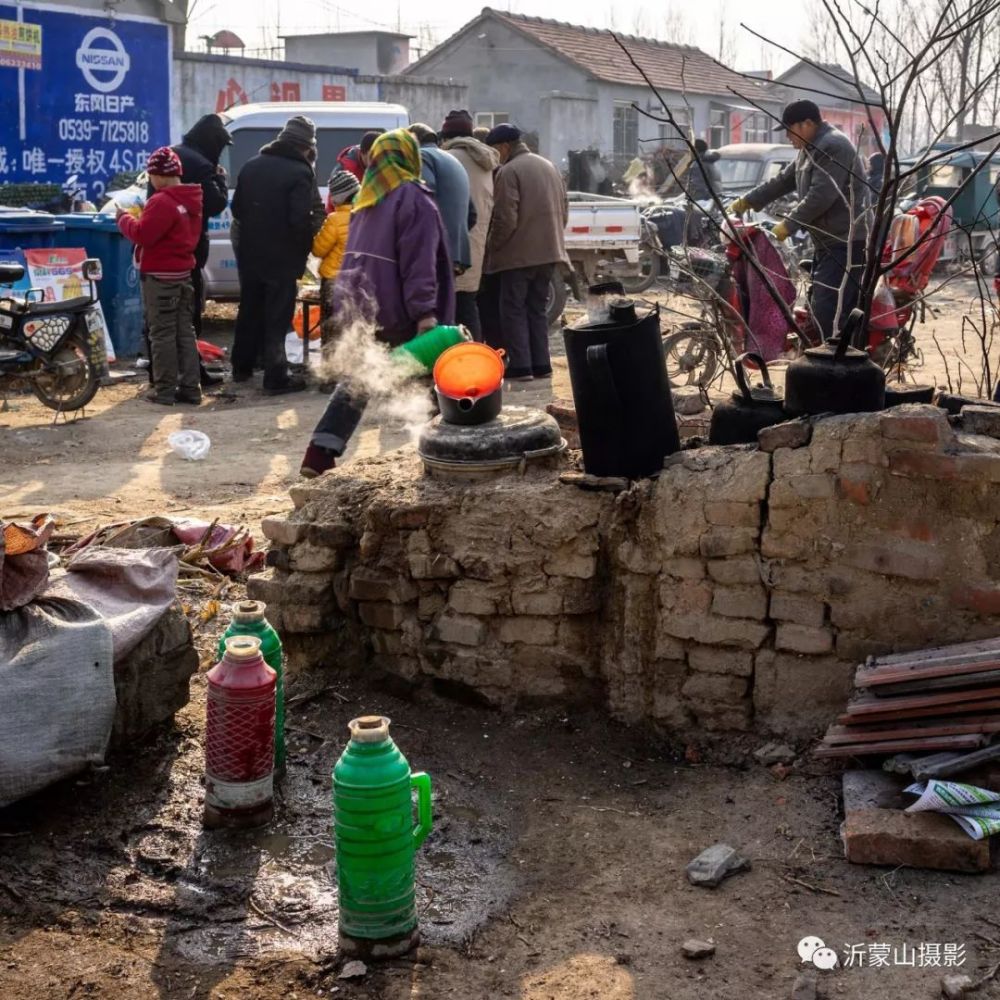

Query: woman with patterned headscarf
(299, 128), (454, 477)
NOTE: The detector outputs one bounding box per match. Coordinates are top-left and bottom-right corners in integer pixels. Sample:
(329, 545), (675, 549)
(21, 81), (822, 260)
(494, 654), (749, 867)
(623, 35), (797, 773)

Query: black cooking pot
(783, 309), (886, 416)
(709, 353), (788, 445)
(884, 383), (935, 407)
(564, 283), (680, 478)
(435, 386), (502, 426)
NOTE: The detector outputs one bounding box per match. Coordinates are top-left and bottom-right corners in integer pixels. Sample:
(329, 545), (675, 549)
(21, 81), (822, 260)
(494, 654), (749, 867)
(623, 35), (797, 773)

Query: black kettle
(564, 282), (680, 478)
(709, 353), (788, 445)
(783, 309), (885, 416)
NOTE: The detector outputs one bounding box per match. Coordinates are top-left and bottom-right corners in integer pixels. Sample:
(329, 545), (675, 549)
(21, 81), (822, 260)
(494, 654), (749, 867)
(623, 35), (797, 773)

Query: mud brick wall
(250, 406), (1000, 739)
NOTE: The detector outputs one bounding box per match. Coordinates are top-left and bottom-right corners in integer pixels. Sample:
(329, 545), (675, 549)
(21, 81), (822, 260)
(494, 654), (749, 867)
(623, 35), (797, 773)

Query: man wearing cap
(729, 99), (870, 342)
(440, 109), (500, 340)
(231, 114), (325, 394)
(483, 124), (569, 380)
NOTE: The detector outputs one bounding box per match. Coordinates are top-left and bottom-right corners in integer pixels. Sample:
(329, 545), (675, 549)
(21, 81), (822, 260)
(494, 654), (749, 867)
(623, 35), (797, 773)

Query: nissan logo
(75, 27), (130, 93)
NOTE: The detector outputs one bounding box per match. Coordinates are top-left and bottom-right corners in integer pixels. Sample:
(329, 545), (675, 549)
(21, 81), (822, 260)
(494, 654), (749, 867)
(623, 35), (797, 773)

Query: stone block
(695, 702), (753, 732)
(758, 419), (811, 452)
(448, 580), (502, 616)
(261, 516), (307, 547)
(358, 602), (408, 631)
(753, 650), (854, 737)
(788, 473), (836, 499)
(662, 613), (771, 650)
(560, 578), (602, 615)
(663, 557), (706, 580)
(247, 569), (332, 606)
(711, 585), (768, 620)
(880, 405), (953, 445)
(282, 605), (336, 633)
(112, 607), (198, 746)
(433, 613), (486, 647)
(498, 616), (558, 646)
(842, 774), (991, 873)
(842, 436), (887, 465)
(307, 521), (355, 549)
(775, 623), (834, 655)
(686, 843), (751, 887)
(772, 446), (812, 479)
(418, 593), (447, 621)
(349, 568), (418, 604)
(704, 501), (761, 528)
(770, 592), (825, 628)
(288, 540), (343, 573)
(543, 550), (597, 579)
(951, 585), (1000, 615)
(809, 435), (842, 473)
(511, 589), (563, 615)
(699, 527), (758, 559)
(706, 557), (761, 586)
(962, 404), (1000, 439)
(681, 672), (750, 703)
(654, 632), (687, 661)
(673, 385), (707, 415)
(389, 506), (432, 529)
(760, 528), (810, 560)
(409, 553), (461, 580)
(843, 539), (943, 581)
(890, 449), (1000, 482)
(687, 645), (753, 677)
(836, 475), (873, 505)
(546, 398), (581, 449)
(659, 580), (712, 616)
(371, 630), (405, 655)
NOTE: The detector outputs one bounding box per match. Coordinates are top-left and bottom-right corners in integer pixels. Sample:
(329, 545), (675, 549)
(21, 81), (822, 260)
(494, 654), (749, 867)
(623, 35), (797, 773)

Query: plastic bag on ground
(168, 429), (210, 461)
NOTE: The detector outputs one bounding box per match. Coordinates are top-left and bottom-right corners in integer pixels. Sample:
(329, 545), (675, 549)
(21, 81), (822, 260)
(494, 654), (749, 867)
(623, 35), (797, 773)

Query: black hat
(775, 99), (822, 131)
(485, 123), (521, 146)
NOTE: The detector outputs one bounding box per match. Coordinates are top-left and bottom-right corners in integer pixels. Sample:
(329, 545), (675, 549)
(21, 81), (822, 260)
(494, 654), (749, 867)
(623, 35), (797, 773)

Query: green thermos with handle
(333, 715), (433, 958)
(218, 600), (285, 770)
(391, 324), (470, 371)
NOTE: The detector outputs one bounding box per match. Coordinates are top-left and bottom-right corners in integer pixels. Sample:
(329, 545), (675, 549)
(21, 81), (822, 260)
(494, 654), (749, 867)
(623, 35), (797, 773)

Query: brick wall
(250, 406), (1000, 739)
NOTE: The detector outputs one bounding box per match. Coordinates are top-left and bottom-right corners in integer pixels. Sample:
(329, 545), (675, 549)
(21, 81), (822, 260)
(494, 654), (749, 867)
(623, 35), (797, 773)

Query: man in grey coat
(730, 100), (870, 342)
(484, 124), (568, 380)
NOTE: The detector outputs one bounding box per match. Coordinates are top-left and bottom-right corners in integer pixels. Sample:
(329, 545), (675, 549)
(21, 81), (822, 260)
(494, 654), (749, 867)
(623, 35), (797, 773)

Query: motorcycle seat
(6, 295), (92, 315)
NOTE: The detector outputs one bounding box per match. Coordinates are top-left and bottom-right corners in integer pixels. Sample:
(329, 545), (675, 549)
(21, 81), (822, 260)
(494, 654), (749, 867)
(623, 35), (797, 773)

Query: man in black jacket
(231, 115), (324, 394)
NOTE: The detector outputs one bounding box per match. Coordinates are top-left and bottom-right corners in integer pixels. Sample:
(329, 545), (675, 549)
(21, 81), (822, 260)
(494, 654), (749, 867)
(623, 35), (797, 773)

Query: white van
(206, 101), (410, 299)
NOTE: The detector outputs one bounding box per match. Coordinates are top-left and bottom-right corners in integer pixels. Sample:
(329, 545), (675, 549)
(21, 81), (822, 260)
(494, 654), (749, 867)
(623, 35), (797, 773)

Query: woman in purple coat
(300, 129), (454, 477)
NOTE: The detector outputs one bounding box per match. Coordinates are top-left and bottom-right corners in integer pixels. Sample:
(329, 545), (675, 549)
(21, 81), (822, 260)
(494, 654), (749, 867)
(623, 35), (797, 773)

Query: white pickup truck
(550, 192), (654, 321)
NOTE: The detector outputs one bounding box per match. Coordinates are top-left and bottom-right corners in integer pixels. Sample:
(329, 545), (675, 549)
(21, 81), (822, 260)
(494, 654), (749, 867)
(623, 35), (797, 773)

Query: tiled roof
(407, 7), (777, 102)
(778, 60), (882, 106)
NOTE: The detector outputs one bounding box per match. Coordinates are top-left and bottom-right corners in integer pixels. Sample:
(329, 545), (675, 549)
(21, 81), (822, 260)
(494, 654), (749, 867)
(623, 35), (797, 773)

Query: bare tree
(717, 0), (739, 69)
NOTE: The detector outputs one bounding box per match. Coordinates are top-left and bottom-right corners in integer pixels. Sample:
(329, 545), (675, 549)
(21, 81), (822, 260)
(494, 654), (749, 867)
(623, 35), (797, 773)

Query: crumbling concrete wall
(250, 406), (1000, 739)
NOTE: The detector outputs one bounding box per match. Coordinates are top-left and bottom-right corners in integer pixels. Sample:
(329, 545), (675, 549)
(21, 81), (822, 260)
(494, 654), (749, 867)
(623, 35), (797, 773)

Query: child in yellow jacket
(313, 169), (360, 336)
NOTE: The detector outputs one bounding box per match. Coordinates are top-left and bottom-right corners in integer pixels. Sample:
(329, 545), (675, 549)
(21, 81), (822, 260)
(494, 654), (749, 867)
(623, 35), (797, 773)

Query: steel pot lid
(418, 405), (563, 465)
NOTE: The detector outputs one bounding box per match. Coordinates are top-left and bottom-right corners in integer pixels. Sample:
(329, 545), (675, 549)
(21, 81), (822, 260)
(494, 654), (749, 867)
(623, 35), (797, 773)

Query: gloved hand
(771, 219), (791, 242)
(728, 197), (751, 215)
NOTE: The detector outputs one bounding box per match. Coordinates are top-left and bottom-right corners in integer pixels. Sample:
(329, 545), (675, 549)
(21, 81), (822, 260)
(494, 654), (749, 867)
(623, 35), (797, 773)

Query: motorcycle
(0, 258), (106, 411)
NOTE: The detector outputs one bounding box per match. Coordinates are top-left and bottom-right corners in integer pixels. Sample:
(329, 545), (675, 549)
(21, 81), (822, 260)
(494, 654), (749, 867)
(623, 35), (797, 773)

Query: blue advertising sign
(0, 4), (170, 200)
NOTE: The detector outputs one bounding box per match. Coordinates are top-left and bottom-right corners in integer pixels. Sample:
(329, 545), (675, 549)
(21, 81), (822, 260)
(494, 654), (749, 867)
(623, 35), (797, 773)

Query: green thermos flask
(333, 715), (433, 958)
(218, 600), (285, 770)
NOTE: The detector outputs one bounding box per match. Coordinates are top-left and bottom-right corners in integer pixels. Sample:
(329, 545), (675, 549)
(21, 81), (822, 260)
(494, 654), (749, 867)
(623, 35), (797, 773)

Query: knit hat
(359, 130), (383, 155)
(146, 146), (182, 177)
(440, 109), (474, 139)
(278, 115), (317, 147)
(327, 169), (360, 203)
(484, 123), (521, 146)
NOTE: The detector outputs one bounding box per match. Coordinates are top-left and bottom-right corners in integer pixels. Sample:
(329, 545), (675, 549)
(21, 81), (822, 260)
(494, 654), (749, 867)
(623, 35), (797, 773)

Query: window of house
(655, 105), (691, 146)
(613, 102), (639, 157)
(742, 112), (772, 143)
(709, 108), (728, 148)
(475, 112), (509, 129)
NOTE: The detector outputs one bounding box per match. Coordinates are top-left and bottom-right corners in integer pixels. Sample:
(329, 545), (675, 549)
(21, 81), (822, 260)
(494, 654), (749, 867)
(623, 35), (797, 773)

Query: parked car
(712, 143), (796, 200)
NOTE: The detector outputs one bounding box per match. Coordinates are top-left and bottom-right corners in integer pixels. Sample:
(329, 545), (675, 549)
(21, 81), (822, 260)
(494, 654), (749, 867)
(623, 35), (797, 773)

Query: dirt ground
(3, 287), (1000, 1000)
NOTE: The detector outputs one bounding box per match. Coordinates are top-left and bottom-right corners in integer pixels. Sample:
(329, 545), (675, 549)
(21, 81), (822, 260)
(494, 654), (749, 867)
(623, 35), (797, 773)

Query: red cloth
(117, 184), (203, 274)
(337, 145), (365, 181)
(728, 228), (797, 362)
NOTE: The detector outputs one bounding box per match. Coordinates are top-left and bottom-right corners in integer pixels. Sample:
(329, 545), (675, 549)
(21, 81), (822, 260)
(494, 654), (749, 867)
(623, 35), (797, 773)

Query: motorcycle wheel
(620, 250), (661, 294)
(545, 273), (569, 326)
(662, 324), (720, 388)
(31, 334), (99, 411)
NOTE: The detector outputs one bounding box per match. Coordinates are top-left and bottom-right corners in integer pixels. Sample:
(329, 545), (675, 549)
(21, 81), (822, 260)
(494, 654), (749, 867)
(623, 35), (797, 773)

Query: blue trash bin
(0, 210), (66, 251)
(54, 213), (143, 357)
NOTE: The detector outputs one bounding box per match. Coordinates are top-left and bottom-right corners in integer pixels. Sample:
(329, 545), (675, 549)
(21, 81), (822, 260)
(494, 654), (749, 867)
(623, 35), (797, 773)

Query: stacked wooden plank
(815, 637), (1000, 758)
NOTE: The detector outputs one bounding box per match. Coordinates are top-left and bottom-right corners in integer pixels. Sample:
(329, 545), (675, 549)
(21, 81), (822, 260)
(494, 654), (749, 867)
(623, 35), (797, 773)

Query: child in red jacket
(117, 147), (204, 405)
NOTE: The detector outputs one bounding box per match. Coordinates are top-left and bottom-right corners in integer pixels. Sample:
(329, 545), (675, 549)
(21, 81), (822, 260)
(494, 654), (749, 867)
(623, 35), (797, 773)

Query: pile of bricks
(251, 405), (1000, 739)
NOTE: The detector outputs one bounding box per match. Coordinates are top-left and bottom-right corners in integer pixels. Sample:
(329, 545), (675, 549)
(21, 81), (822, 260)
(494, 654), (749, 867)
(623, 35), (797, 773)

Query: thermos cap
(232, 599), (266, 623)
(349, 715), (391, 743)
(225, 635), (263, 660)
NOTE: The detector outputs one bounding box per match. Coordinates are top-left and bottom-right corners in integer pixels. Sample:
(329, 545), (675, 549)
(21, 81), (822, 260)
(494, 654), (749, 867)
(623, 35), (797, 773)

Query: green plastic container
(333, 715), (433, 957)
(218, 600), (285, 770)
(391, 324), (469, 371)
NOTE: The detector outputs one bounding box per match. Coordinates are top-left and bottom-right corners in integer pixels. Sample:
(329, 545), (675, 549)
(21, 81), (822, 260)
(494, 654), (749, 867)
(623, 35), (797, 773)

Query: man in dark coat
(231, 115), (324, 394)
(145, 114), (231, 387)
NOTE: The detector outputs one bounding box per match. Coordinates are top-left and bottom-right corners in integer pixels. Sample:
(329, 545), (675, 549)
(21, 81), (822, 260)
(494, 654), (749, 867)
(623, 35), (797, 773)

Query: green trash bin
(54, 213), (143, 357)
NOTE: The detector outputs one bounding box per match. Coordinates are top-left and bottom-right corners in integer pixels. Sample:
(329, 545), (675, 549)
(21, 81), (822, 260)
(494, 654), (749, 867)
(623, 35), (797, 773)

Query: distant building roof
(282, 29), (413, 41)
(777, 60), (882, 106)
(405, 7), (778, 101)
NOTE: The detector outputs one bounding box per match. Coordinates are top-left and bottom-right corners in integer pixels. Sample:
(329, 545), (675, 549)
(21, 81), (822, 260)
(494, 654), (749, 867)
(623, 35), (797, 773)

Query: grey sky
(188, 0), (812, 72)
